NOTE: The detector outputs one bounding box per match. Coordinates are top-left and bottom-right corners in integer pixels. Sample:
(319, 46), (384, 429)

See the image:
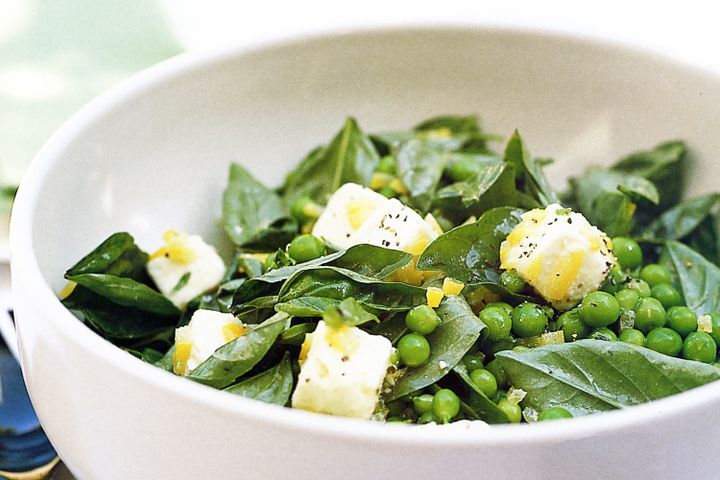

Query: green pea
(511, 303), (548, 338)
(485, 359), (508, 389)
(432, 389), (461, 424)
(602, 266), (628, 294)
(645, 327), (683, 357)
(378, 186), (396, 198)
(580, 291), (621, 327)
(487, 302), (514, 316)
(446, 156), (484, 182)
(618, 328), (645, 346)
(397, 333), (431, 367)
(650, 283), (682, 309)
(626, 278), (652, 298)
(615, 288), (640, 311)
(709, 313), (720, 345)
(589, 327), (617, 341)
(479, 306), (513, 341)
(497, 399), (522, 423)
(290, 196), (323, 223)
(556, 309), (589, 342)
(470, 369), (498, 397)
(537, 407), (573, 421)
(481, 337), (516, 357)
(500, 269), (526, 294)
(287, 234), (326, 263)
(634, 297), (667, 333)
(389, 348), (400, 366)
(666, 306), (698, 338)
(462, 353), (485, 372)
(377, 155), (397, 174)
(682, 332), (717, 363)
(412, 394), (435, 415)
(612, 237), (643, 270)
(639, 264), (672, 287)
(405, 305), (442, 335)
(417, 411), (437, 424)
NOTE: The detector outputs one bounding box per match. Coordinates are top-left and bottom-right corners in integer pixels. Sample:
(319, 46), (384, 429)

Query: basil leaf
(66, 232), (148, 281)
(283, 117), (379, 203)
(155, 345), (175, 372)
(385, 295), (485, 401)
(189, 312), (290, 389)
(642, 194), (720, 241)
(323, 297), (379, 328)
(453, 363), (510, 423)
(275, 297), (340, 318)
(663, 240), (720, 314)
(495, 339), (720, 416)
(223, 352), (294, 406)
(396, 139), (449, 212)
(240, 217), (298, 252)
(278, 266), (426, 313)
(503, 130), (560, 206)
(223, 163), (287, 246)
(417, 207), (525, 290)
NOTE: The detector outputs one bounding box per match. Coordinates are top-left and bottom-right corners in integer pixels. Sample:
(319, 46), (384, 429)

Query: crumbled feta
(499, 204), (616, 310)
(311, 183), (439, 255)
(147, 231), (225, 309)
(292, 321), (392, 419)
(173, 309), (245, 375)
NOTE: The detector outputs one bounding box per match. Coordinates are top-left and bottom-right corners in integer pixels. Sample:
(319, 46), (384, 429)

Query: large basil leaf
(66, 232), (149, 281)
(189, 312), (290, 389)
(282, 117), (379, 203)
(278, 266), (426, 312)
(503, 130), (560, 206)
(663, 240), (720, 314)
(641, 194), (720, 241)
(453, 363), (510, 423)
(417, 207), (524, 287)
(396, 139), (449, 212)
(612, 140), (686, 209)
(323, 297), (379, 328)
(495, 340), (720, 416)
(223, 163), (288, 246)
(274, 297), (340, 317)
(67, 273), (180, 317)
(223, 352), (294, 406)
(385, 295), (485, 401)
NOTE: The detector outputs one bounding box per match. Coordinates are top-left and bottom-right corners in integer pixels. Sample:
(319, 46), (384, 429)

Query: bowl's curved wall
(11, 27), (720, 479)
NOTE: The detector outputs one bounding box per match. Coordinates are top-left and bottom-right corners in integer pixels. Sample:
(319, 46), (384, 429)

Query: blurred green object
(0, 0), (182, 188)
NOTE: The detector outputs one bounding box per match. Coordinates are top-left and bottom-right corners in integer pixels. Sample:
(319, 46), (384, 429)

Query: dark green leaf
(453, 363), (510, 423)
(642, 194), (720, 241)
(223, 163), (287, 246)
(495, 339), (720, 416)
(275, 297), (340, 317)
(503, 130), (560, 206)
(66, 232), (148, 281)
(240, 217), (298, 252)
(282, 117), (379, 203)
(223, 352), (294, 406)
(171, 272), (192, 293)
(663, 240), (720, 314)
(189, 312), (290, 389)
(67, 273), (180, 317)
(328, 244), (411, 279)
(280, 323), (315, 345)
(155, 345), (175, 372)
(323, 297), (379, 328)
(278, 266), (426, 313)
(385, 295), (485, 400)
(396, 139), (449, 211)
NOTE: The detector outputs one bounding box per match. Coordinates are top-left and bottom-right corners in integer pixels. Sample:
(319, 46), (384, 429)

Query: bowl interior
(29, 27), (720, 293)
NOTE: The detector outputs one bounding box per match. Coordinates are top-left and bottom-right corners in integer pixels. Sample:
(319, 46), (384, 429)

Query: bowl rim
(11, 22), (720, 447)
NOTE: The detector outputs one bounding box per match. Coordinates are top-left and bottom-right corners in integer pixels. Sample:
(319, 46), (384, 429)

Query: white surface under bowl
(10, 26), (720, 479)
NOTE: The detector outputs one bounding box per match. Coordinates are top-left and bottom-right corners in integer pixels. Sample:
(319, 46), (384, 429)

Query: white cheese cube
(147, 231), (225, 309)
(353, 198), (439, 255)
(499, 204), (616, 310)
(174, 309), (245, 375)
(311, 183), (390, 249)
(292, 321), (392, 419)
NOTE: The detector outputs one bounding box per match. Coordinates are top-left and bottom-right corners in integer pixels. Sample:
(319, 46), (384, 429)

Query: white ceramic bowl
(11, 26), (720, 479)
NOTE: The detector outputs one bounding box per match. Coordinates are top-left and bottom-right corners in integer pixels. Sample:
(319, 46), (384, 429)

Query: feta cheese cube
(499, 204), (616, 310)
(311, 183), (389, 249)
(292, 321), (392, 419)
(173, 309), (245, 375)
(147, 231), (225, 309)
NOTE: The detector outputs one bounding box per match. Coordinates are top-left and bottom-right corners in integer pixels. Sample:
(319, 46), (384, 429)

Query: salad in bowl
(58, 115), (720, 426)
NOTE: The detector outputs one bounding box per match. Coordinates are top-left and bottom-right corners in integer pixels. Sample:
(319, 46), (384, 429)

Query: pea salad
(60, 115), (720, 426)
